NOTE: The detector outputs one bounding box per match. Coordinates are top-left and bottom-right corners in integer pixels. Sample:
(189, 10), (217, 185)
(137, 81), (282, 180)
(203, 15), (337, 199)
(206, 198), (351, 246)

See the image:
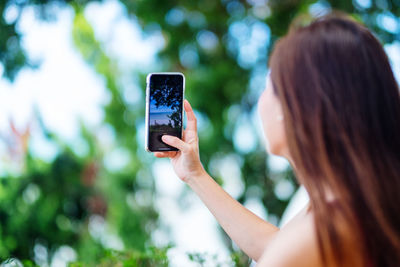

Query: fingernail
(162, 135), (169, 141)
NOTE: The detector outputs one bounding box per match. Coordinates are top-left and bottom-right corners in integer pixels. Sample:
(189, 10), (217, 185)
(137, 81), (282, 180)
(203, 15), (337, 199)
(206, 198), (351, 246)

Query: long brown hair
(269, 13), (400, 267)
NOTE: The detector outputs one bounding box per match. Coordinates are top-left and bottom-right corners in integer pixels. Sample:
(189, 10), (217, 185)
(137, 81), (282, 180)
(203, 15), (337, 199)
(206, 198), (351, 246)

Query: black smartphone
(145, 72), (185, 152)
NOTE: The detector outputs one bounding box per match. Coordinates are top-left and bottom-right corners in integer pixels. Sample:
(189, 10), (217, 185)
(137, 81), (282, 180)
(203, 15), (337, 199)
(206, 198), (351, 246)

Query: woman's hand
(154, 99), (206, 183)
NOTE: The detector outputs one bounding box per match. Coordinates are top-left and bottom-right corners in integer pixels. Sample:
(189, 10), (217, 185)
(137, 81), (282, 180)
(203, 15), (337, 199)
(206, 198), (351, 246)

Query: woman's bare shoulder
(256, 204), (322, 267)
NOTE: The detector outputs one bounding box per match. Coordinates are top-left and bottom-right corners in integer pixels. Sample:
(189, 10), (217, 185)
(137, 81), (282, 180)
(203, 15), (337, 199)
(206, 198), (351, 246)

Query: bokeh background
(0, 0), (399, 266)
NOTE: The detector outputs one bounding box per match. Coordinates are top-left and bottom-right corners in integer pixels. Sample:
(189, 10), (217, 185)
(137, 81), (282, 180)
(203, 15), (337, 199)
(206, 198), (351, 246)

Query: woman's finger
(184, 99), (197, 132)
(162, 135), (188, 152)
(154, 151), (177, 158)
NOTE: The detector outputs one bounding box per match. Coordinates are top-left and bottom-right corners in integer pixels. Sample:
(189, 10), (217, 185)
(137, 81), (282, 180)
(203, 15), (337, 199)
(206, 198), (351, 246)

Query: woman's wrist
(186, 167), (209, 188)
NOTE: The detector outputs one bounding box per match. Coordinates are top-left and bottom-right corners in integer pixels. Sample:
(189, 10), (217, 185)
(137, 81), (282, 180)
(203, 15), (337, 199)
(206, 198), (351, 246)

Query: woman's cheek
(258, 90), (287, 156)
(258, 92), (274, 151)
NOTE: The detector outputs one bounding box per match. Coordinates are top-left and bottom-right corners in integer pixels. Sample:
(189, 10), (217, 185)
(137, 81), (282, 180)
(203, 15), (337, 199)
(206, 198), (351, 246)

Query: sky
(1, 0), (400, 266)
(149, 99), (175, 113)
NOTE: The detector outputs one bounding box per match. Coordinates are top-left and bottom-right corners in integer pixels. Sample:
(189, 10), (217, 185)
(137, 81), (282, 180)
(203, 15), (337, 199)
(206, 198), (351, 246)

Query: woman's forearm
(187, 171), (279, 261)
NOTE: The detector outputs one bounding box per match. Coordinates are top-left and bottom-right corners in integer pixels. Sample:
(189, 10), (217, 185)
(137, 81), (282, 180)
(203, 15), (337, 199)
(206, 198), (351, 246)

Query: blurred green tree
(0, 0), (399, 265)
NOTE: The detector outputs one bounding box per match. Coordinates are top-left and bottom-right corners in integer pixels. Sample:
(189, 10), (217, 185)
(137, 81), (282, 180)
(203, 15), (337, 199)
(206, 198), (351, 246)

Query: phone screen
(148, 73), (184, 151)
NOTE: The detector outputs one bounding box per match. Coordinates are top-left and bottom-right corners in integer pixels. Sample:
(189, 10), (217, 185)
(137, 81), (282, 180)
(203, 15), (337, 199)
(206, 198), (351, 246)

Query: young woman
(154, 14), (400, 267)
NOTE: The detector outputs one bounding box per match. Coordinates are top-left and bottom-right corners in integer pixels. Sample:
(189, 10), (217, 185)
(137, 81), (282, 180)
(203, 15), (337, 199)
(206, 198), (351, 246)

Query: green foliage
(69, 246), (170, 267)
(1, 0), (400, 266)
(186, 250), (251, 267)
(0, 152), (91, 259)
(0, 1), (27, 81)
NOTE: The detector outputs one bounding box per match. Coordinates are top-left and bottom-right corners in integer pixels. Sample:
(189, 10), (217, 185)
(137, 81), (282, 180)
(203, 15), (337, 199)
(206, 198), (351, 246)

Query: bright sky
(149, 99), (175, 113)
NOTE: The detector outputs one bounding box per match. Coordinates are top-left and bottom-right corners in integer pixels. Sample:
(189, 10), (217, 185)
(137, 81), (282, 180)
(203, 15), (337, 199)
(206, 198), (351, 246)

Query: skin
(154, 76), (322, 266)
(257, 75), (289, 157)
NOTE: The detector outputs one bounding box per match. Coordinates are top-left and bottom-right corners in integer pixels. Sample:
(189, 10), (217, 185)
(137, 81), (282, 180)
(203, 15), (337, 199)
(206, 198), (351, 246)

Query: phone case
(145, 72), (185, 152)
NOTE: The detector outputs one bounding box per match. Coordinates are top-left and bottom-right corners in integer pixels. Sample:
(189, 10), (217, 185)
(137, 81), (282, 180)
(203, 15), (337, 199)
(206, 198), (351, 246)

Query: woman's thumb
(161, 135), (188, 151)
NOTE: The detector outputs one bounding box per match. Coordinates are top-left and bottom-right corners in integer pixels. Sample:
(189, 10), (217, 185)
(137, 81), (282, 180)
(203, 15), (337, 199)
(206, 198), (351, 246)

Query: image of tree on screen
(149, 76), (182, 132)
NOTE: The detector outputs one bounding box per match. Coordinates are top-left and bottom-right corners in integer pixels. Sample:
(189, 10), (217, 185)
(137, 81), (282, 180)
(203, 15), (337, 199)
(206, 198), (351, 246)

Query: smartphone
(145, 72), (185, 152)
